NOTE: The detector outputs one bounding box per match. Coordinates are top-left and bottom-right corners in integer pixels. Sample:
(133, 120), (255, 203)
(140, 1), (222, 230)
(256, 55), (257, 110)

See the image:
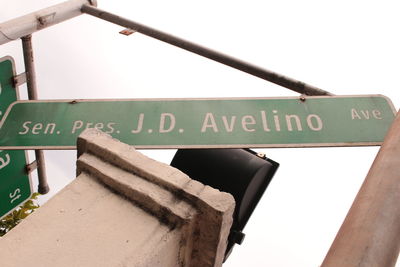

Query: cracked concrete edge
(78, 153), (197, 229)
(77, 128), (235, 267)
(77, 128), (235, 212)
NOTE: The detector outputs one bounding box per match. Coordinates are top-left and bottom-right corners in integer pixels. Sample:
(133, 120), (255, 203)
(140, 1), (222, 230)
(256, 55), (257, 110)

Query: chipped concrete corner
(0, 128), (235, 267)
(76, 128), (235, 266)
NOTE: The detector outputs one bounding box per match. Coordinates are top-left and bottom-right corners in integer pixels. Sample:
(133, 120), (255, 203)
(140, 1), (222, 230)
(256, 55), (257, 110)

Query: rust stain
(119, 28), (136, 36)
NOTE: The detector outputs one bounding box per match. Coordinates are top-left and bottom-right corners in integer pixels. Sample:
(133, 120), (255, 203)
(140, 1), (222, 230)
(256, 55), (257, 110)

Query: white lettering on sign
(19, 121), (59, 135)
(159, 113), (176, 133)
(260, 111), (271, 132)
(18, 120), (117, 136)
(285, 115), (302, 131)
(201, 113), (219, 132)
(0, 96), (394, 150)
(130, 113), (180, 134)
(71, 120), (115, 134)
(9, 188), (21, 204)
(13, 109), (327, 140)
(273, 110), (281, 131)
(131, 113), (144, 133)
(242, 115), (256, 132)
(307, 114), (323, 131)
(0, 152), (10, 170)
(222, 116), (236, 132)
(351, 109), (383, 120)
(373, 110), (383, 119)
(201, 110), (324, 133)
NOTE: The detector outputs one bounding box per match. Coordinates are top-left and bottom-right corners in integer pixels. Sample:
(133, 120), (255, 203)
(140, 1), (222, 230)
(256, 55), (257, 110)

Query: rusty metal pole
(321, 111), (400, 267)
(21, 35), (49, 194)
(81, 5), (332, 96)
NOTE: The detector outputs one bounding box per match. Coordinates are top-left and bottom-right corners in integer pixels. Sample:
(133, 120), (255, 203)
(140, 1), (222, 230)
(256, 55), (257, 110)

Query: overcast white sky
(1, 0), (400, 266)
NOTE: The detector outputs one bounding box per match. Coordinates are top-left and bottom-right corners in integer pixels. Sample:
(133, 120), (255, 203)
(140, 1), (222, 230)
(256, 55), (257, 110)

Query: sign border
(0, 94), (396, 150)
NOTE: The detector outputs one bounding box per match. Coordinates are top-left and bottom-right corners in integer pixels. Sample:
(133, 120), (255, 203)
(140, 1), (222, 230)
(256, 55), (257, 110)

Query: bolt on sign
(0, 95), (396, 150)
(0, 56), (32, 219)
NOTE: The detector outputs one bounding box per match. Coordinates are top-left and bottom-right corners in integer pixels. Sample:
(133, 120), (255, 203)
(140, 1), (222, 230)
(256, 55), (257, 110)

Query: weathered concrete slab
(0, 128), (235, 267)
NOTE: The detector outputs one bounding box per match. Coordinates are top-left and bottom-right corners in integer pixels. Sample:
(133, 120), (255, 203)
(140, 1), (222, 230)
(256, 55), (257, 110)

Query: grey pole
(21, 35), (49, 195)
(81, 5), (332, 96)
(321, 111), (400, 267)
(0, 0), (97, 45)
(0, 0), (97, 194)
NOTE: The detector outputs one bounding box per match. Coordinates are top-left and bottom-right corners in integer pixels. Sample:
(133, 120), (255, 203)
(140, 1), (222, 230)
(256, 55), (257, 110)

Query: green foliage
(0, 192), (40, 237)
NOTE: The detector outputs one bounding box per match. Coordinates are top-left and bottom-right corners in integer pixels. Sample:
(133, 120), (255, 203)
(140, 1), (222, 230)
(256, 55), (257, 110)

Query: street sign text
(0, 95), (396, 150)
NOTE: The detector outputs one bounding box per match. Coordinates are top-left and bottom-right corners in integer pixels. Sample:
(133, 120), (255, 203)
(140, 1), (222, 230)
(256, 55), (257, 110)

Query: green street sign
(0, 95), (396, 150)
(0, 56), (32, 219)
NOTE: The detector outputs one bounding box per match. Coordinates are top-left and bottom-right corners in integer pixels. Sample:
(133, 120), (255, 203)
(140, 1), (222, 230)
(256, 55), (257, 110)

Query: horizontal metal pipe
(0, 0), (97, 45)
(82, 5), (332, 96)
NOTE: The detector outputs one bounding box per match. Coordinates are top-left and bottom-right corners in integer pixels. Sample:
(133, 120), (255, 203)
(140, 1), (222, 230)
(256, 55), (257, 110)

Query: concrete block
(0, 128), (235, 267)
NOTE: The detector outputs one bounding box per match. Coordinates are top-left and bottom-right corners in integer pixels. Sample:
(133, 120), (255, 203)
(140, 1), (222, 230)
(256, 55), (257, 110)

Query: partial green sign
(0, 95), (396, 150)
(0, 56), (32, 219)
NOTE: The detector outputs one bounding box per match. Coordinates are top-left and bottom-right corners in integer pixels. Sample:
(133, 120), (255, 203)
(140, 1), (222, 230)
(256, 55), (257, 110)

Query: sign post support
(21, 35), (49, 194)
(322, 110), (400, 267)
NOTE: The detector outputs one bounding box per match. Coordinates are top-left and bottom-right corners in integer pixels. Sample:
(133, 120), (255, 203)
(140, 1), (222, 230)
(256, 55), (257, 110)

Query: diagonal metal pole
(81, 5), (332, 96)
(321, 110), (400, 267)
(21, 35), (49, 194)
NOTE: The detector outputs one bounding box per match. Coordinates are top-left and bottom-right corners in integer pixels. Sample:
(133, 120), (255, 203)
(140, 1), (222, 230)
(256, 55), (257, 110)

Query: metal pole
(21, 35), (49, 194)
(81, 5), (332, 96)
(0, 0), (97, 45)
(321, 111), (400, 267)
